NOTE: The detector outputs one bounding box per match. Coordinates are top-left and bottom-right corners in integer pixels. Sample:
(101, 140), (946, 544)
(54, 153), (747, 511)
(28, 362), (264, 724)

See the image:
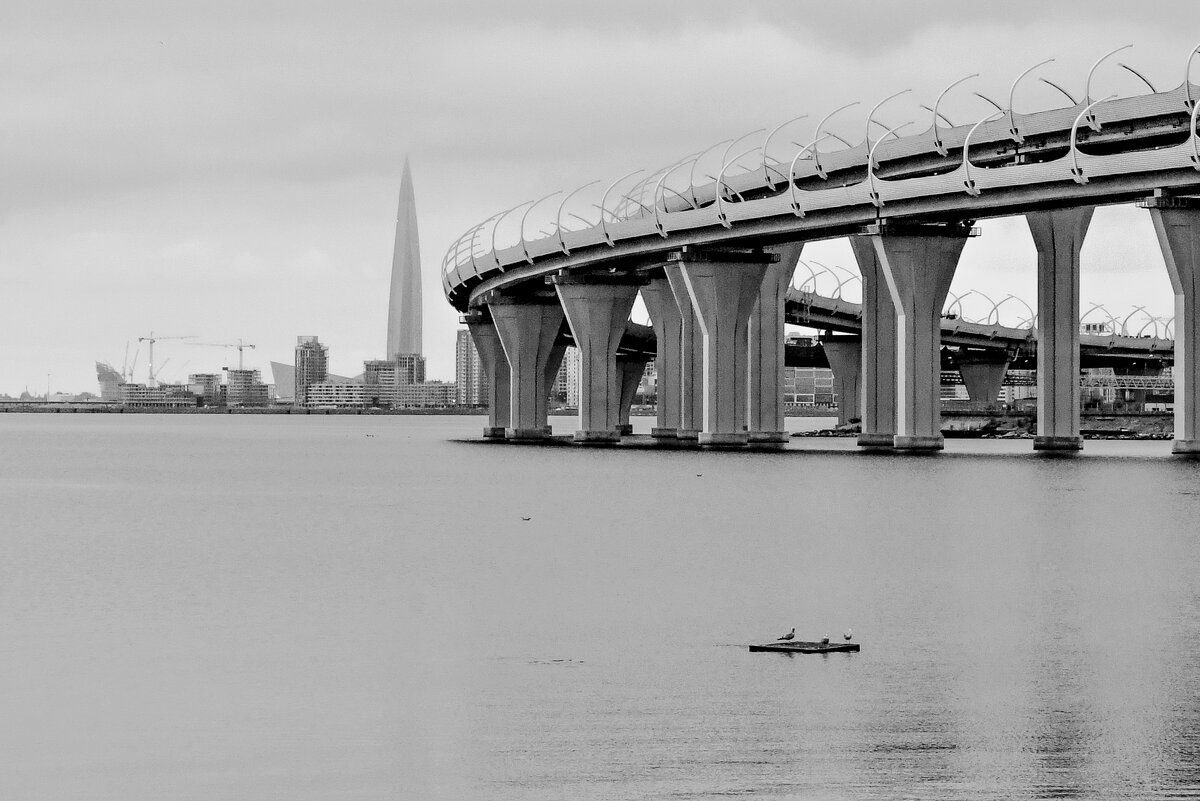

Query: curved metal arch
(1186, 42), (1200, 110)
(786, 134), (834, 217)
(519, 191), (562, 264)
(1069, 95), (1118, 184)
(1039, 77), (1078, 107)
(961, 111), (1005, 196)
(762, 114), (808, 188)
(720, 129), (766, 192)
(652, 153), (703, 237)
(1189, 95), (1200, 170)
(1081, 302), (1119, 334)
(1136, 317), (1161, 338)
(867, 120), (915, 207)
(466, 214), (502, 276)
(994, 294), (1035, 327)
(919, 105), (955, 128)
(812, 102), (860, 179)
(555, 181), (600, 255)
(1008, 58), (1055, 142)
(1119, 305), (1149, 336)
(490, 201), (536, 271)
(932, 74), (979, 156)
(945, 290), (966, 318)
(1165, 317), (1176, 338)
(794, 260), (827, 293)
(716, 146), (761, 228)
(1085, 44), (1132, 105)
(1118, 63), (1156, 94)
(865, 89), (912, 164)
(688, 139), (733, 208)
(599, 169), (644, 246)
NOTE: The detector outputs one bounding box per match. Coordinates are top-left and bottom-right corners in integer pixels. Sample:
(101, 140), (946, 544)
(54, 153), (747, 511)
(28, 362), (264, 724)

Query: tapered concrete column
(675, 247), (776, 447)
(849, 236), (897, 447)
(1027, 207), (1094, 452)
(464, 311), (510, 438)
(665, 264), (704, 440)
(822, 336), (862, 426)
(489, 297), (564, 441)
(552, 277), (641, 443)
(1146, 196), (1200, 454)
(748, 243), (803, 445)
(869, 223), (971, 451)
(956, 351), (1010, 406)
(540, 343), (567, 435)
(616, 353), (650, 435)
(640, 277), (682, 439)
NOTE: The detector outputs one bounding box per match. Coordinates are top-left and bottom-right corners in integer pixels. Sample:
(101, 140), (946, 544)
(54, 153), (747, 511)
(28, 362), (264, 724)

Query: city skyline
(2, 3), (1196, 396)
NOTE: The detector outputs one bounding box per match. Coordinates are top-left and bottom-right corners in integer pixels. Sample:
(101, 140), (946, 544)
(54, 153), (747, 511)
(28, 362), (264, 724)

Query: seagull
(521, 516), (531, 521)
(778, 627), (795, 641)
(844, 628), (853, 641)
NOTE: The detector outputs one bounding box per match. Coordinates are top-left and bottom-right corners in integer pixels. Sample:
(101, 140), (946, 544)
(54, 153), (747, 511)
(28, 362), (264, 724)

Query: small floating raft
(749, 641), (860, 653)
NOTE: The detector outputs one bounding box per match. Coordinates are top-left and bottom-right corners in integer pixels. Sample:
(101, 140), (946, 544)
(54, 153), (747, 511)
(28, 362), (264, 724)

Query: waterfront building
(188, 373), (222, 402)
(96, 362), (123, 401)
(224, 368), (270, 407)
(305, 380), (366, 408)
(398, 380), (458, 408)
(455, 329), (487, 406)
(118, 383), (195, 409)
(394, 353), (426, 385)
(294, 336), (329, 405)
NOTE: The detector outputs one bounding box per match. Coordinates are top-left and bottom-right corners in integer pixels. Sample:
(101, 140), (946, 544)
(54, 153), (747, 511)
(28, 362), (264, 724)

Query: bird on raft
(844, 629), (853, 641)
(778, 627), (795, 641)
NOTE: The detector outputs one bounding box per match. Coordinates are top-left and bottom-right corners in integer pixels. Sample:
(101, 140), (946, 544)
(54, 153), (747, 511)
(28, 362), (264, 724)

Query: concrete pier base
(747, 431), (788, 448)
(675, 246), (775, 447)
(849, 236), (896, 448)
(1171, 439), (1200, 455)
(868, 222), (972, 453)
(616, 353), (649, 439)
(482, 426), (506, 439)
(893, 435), (945, 451)
(1033, 436), (1084, 452)
(651, 427), (679, 439)
(488, 295), (565, 441)
(1028, 207), (1094, 452)
(553, 276), (641, 443)
(822, 336), (862, 426)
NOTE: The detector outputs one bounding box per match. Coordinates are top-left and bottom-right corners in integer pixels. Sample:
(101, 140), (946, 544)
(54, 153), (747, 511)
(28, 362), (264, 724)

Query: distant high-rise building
(96, 362), (122, 401)
(386, 158), (423, 360)
(394, 353), (425, 385)
(294, 336), (328, 405)
(455, 329), (488, 406)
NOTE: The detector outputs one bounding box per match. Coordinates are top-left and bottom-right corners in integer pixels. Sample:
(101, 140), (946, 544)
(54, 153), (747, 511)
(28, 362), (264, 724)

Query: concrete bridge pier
(616, 353), (650, 435)
(666, 264), (705, 442)
(748, 243), (803, 446)
(540, 343), (567, 436)
(849, 236), (897, 448)
(552, 276), (641, 443)
(868, 223), (971, 451)
(675, 246), (777, 447)
(464, 310), (511, 438)
(821, 336), (862, 426)
(488, 296), (565, 441)
(640, 277), (683, 439)
(956, 350), (1011, 406)
(1146, 196), (1200, 454)
(1027, 207), (1094, 452)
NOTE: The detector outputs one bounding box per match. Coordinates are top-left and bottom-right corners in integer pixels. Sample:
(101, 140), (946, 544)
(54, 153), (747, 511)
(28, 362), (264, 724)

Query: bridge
(444, 43), (1200, 454)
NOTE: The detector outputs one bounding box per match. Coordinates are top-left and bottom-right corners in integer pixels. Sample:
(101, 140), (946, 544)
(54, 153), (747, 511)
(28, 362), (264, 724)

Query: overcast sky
(2, 1), (1197, 395)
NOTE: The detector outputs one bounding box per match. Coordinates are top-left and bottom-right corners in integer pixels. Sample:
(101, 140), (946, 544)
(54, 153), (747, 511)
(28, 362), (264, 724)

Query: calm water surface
(2, 413), (1199, 800)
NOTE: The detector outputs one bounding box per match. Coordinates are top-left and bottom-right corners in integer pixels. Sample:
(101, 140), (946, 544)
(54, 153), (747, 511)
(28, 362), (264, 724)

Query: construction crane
(190, 339), (257, 370)
(137, 332), (197, 387)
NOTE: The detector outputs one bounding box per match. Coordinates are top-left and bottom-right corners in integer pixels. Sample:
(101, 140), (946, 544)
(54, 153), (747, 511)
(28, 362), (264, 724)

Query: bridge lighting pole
(761, 115), (807, 189)
(811, 102), (860, 179)
(1007, 58), (1055, 142)
(931, 74), (978, 155)
(1120, 306), (1149, 336)
(1085, 44), (1132, 105)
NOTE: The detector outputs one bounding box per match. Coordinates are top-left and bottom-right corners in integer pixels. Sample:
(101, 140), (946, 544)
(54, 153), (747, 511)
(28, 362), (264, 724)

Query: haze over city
(2, 1), (1196, 398)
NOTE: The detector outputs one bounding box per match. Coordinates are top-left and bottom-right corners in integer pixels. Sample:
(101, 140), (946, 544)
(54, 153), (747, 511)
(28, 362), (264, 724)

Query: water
(2, 413), (1199, 800)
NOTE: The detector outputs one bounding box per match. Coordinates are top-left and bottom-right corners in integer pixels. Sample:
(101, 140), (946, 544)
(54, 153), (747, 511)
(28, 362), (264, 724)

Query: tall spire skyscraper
(386, 157), (423, 359)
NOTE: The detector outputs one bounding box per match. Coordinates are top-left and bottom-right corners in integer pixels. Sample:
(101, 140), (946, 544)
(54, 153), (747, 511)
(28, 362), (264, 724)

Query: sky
(2, 1), (1198, 395)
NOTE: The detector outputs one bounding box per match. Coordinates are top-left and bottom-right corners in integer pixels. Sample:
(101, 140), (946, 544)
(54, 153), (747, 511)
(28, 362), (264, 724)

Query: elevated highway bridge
(447, 43), (1200, 454)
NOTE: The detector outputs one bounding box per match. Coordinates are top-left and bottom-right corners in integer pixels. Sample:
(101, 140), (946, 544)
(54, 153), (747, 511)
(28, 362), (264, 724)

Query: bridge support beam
(640, 277), (683, 439)
(822, 336), (862, 427)
(675, 246), (777, 447)
(748, 243), (803, 445)
(552, 277), (641, 443)
(1027, 207), (1094, 452)
(956, 350), (1010, 406)
(1147, 196), (1200, 454)
(666, 264), (705, 441)
(849, 236), (897, 448)
(616, 353), (650, 435)
(488, 296), (565, 441)
(464, 311), (510, 438)
(869, 223), (971, 451)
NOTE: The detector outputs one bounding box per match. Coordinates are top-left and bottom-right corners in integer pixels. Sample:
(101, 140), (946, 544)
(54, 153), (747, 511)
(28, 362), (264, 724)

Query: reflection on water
(0, 414), (1199, 800)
